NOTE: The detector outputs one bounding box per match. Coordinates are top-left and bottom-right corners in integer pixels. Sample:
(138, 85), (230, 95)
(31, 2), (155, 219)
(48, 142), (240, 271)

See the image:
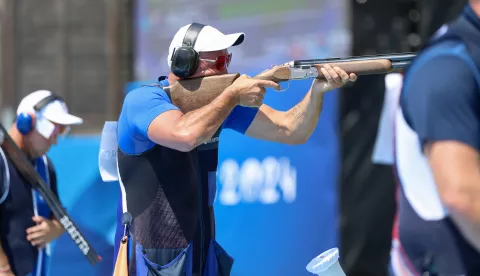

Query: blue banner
(214, 79), (340, 276)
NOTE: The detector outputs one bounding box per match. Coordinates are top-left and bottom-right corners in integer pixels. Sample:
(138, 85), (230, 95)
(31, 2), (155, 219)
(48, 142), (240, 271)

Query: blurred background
(0, 0), (469, 275)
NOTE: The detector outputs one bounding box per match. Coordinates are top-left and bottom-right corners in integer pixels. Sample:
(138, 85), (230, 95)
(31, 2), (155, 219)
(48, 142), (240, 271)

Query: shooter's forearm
(282, 88), (324, 144)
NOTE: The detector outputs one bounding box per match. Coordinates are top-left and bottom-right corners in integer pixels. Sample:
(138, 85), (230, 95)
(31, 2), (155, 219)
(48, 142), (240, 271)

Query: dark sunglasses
(200, 53), (232, 70)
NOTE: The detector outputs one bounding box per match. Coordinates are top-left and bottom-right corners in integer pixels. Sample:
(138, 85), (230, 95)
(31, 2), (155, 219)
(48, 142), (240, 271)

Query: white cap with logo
(167, 23), (245, 67)
(16, 90), (83, 138)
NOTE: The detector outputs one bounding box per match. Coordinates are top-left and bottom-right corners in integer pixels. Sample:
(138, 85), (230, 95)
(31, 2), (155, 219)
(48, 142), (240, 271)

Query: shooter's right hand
(227, 74), (281, 107)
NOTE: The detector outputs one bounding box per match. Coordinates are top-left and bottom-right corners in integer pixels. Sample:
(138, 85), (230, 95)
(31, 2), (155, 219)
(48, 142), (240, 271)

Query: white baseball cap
(17, 90), (83, 126)
(167, 23), (245, 67)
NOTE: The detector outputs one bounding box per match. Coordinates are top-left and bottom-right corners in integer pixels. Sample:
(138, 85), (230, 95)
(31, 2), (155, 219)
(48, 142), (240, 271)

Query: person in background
(390, 1), (480, 274)
(0, 90), (83, 276)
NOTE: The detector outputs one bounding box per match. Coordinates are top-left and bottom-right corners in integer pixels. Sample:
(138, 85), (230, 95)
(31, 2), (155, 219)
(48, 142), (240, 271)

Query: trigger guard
(278, 81), (289, 92)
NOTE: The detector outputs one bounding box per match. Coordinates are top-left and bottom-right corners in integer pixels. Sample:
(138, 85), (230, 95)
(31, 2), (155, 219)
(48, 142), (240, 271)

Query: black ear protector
(33, 94), (64, 112)
(170, 22), (206, 79)
(16, 94), (64, 135)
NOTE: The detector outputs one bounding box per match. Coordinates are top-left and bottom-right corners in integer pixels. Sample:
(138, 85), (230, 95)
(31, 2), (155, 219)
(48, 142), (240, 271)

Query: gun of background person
(163, 53), (416, 113)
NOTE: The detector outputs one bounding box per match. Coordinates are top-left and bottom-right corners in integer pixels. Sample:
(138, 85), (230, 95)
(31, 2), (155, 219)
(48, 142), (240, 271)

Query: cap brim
(199, 32), (245, 52)
(46, 113), (84, 125)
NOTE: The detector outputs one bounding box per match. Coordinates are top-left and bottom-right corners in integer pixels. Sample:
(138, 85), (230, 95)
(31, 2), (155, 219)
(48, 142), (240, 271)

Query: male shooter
(113, 22), (356, 275)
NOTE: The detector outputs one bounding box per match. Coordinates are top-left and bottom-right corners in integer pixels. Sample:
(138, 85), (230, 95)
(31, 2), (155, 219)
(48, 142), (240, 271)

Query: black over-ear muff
(33, 94), (64, 112)
(170, 22), (206, 79)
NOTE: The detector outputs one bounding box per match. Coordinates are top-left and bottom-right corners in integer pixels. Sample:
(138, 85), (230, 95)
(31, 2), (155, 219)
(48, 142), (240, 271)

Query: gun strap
(113, 235), (129, 276)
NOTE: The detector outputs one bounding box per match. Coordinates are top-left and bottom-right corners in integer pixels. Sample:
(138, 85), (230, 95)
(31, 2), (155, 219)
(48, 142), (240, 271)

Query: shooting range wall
(0, 0), (133, 133)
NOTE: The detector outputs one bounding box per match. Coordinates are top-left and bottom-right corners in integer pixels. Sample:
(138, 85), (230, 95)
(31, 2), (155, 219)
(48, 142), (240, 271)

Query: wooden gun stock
(166, 69), (292, 113)
(166, 73), (240, 113)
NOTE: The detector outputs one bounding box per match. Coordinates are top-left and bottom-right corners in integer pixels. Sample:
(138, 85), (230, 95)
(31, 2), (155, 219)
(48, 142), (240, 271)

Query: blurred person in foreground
(0, 90), (83, 276)
(113, 22), (356, 275)
(390, 1), (480, 274)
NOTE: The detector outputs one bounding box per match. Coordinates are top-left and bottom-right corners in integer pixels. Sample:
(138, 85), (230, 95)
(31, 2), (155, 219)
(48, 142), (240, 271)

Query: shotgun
(163, 53), (416, 113)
